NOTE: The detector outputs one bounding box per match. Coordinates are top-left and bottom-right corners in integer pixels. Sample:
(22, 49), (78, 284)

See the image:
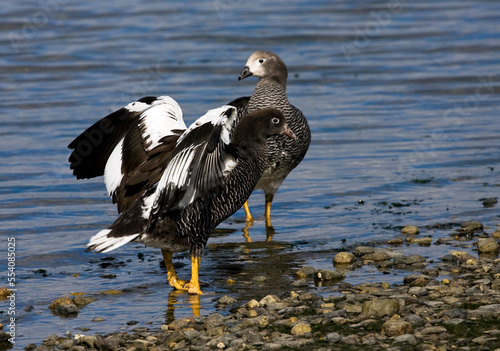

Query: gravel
(19, 225), (500, 351)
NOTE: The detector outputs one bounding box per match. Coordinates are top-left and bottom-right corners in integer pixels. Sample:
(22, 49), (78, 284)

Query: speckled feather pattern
(244, 79), (311, 194)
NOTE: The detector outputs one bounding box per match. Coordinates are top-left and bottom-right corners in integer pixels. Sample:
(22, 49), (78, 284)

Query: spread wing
(68, 96), (187, 213)
(68, 96), (159, 179)
(149, 105), (239, 222)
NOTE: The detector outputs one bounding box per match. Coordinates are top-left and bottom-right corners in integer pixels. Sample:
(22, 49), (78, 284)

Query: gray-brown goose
(229, 51), (311, 227)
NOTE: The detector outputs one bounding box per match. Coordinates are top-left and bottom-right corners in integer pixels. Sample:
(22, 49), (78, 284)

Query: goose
(73, 101), (295, 295)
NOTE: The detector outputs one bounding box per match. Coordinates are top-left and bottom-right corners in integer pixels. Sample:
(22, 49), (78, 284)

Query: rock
(295, 266), (316, 278)
(394, 255), (426, 266)
(362, 299), (400, 318)
(252, 275), (267, 282)
(0, 287), (13, 300)
(75, 335), (97, 348)
(67, 346), (86, 351)
(167, 317), (195, 331)
(333, 252), (355, 264)
(393, 334), (417, 344)
(418, 326), (448, 335)
(477, 238), (499, 253)
(382, 317), (413, 337)
(49, 297), (78, 317)
(362, 251), (391, 261)
(292, 279), (308, 287)
(316, 269), (345, 281)
(290, 323), (311, 336)
(353, 246), (375, 257)
(401, 225), (419, 235)
(480, 197), (497, 208)
(387, 238), (404, 245)
(402, 314), (424, 327)
(406, 237), (432, 245)
(341, 334), (361, 344)
(258, 316), (269, 328)
(259, 295), (280, 307)
(73, 295), (95, 307)
(217, 295), (237, 306)
(48, 296), (73, 310)
(408, 287), (428, 296)
(493, 229), (500, 239)
(325, 332), (341, 344)
(204, 313), (227, 336)
(247, 299), (260, 309)
(57, 339), (74, 349)
(456, 221), (484, 236)
(467, 304), (500, 319)
(95, 334), (125, 350)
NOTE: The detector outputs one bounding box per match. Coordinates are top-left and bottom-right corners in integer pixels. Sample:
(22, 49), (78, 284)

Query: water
(1, 0), (500, 347)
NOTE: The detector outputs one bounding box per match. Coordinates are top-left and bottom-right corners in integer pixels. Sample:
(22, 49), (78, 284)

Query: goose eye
(271, 117), (280, 124)
(258, 59), (264, 63)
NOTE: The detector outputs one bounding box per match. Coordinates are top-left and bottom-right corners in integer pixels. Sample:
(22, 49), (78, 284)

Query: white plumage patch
(141, 191), (156, 220)
(139, 96), (186, 153)
(87, 229), (140, 253)
(149, 105), (240, 214)
(104, 137), (124, 198)
(177, 105), (235, 145)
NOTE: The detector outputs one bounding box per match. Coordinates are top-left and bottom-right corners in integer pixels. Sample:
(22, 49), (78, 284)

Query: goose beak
(283, 126), (297, 140)
(238, 66), (253, 80)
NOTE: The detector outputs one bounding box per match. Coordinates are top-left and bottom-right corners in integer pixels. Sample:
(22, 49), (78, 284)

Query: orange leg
(243, 200), (254, 223)
(185, 255), (203, 295)
(264, 193), (274, 228)
(162, 250), (189, 291)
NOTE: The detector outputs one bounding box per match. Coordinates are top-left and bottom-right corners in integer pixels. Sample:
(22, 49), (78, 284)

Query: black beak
(238, 66), (253, 80)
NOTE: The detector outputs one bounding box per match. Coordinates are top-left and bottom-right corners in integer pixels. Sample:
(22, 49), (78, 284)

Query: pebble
(382, 317), (413, 337)
(316, 269), (344, 281)
(333, 251), (355, 264)
(290, 323), (312, 336)
(362, 299), (400, 318)
(401, 225), (420, 235)
(31, 233), (500, 351)
(477, 238), (499, 253)
(406, 236), (432, 245)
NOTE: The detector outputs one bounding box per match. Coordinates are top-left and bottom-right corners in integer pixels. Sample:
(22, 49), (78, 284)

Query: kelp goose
(229, 51), (311, 227)
(75, 102), (295, 295)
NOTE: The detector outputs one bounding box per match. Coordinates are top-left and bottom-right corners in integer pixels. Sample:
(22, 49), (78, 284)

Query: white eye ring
(271, 117), (280, 124)
(258, 58), (264, 63)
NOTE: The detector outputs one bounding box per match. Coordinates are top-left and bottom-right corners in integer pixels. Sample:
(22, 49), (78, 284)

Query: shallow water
(1, 0), (500, 347)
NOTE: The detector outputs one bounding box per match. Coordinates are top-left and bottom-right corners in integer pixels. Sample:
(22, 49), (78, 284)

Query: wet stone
(394, 255), (426, 266)
(406, 237), (432, 245)
(316, 269), (344, 281)
(325, 332), (341, 344)
(73, 295), (95, 308)
(333, 251), (355, 264)
(362, 251), (391, 261)
(393, 333), (417, 344)
(353, 246), (375, 257)
(292, 278), (308, 287)
(401, 225), (420, 235)
(382, 317), (413, 337)
(168, 317), (195, 331)
(295, 266), (316, 278)
(477, 238), (499, 253)
(455, 221), (484, 236)
(217, 295), (237, 306)
(362, 299), (400, 318)
(290, 323), (311, 336)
